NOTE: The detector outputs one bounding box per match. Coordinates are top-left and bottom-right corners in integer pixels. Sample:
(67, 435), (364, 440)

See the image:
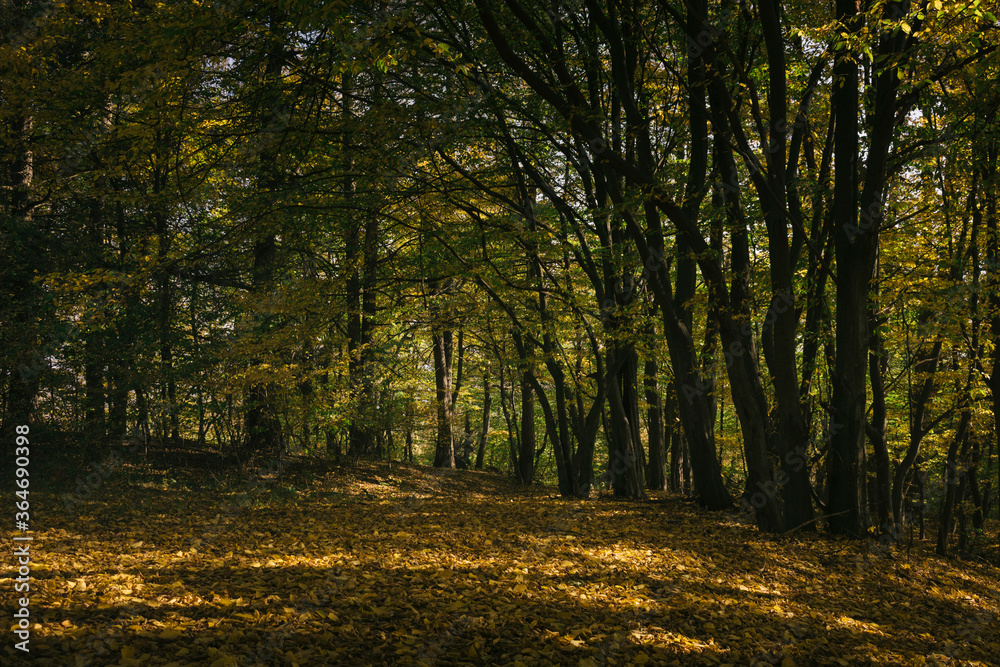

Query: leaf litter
(4, 460), (999, 666)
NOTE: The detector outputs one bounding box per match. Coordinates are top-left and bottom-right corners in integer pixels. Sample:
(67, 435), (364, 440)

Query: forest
(3, 0), (1000, 664)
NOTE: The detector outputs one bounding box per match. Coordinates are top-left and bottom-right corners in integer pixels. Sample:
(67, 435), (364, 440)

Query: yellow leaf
(159, 629), (182, 640)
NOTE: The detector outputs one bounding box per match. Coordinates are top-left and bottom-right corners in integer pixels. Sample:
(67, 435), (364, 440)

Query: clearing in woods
(8, 459), (1000, 666)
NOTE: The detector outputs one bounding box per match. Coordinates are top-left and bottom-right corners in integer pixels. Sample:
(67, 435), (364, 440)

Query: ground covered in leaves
(5, 455), (1000, 666)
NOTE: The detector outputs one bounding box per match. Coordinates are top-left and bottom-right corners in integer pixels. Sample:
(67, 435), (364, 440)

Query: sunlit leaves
(16, 462), (1000, 665)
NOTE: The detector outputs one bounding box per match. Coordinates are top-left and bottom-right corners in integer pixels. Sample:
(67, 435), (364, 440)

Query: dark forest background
(3, 0), (1000, 554)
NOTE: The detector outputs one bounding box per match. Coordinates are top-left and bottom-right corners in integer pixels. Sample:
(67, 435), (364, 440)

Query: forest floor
(5, 454), (1000, 666)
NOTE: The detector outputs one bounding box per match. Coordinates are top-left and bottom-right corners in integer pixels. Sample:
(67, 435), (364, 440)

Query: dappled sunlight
(3, 461), (997, 665)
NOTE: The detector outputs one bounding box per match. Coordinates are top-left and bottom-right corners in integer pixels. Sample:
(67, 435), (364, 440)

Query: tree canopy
(4, 0), (1000, 553)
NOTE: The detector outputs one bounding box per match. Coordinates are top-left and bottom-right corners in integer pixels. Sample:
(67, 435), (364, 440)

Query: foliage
(8, 461), (1000, 666)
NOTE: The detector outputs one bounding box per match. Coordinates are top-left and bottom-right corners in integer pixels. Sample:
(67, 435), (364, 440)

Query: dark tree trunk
(828, 0), (911, 537)
(604, 277), (646, 498)
(326, 428), (341, 462)
(703, 75), (785, 532)
(432, 327), (455, 468)
(606, 342), (645, 499)
(347, 211), (382, 458)
(827, 247), (872, 536)
(893, 314), (944, 530)
(110, 262), (138, 444)
(938, 390), (973, 556)
(499, 364), (519, 473)
(518, 360), (535, 484)
(475, 372), (492, 470)
(633, 216), (731, 510)
(969, 435), (985, 532)
(84, 341), (106, 445)
(984, 139), (1000, 523)
(343, 69), (377, 458)
(529, 367), (574, 495)
(665, 381), (682, 492)
(157, 272), (180, 445)
(867, 303), (892, 536)
(570, 354), (606, 498)
(1, 104), (39, 443)
(827, 0), (866, 537)
(241, 22), (289, 461)
(645, 343), (667, 491)
(534, 248), (578, 495)
(107, 362), (129, 445)
(243, 235), (283, 459)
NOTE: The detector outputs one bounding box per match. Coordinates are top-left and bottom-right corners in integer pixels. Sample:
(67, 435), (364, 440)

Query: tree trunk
(157, 270), (180, 445)
(432, 327), (455, 468)
(518, 360), (535, 484)
(499, 364), (519, 473)
(342, 68), (377, 458)
(984, 139), (1000, 523)
(606, 343), (645, 498)
(682, 432), (692, 494)
(84, 341), (106, 446)
(938, 392), (973, 556)
(868, 305), (893, 536)
(475, 372), (492, 470)
(1, 100), (39, 447)
(645, 343), (667, 490)
(704, 81), (785, 531)
(570, 356), (606, 498)
(243, 235), (283, 459)
(347, 211), (382, 458)
(663, 380), (681, 492)
(826, 0), (866, 537)
(829, 0), (911, 537)
(241, 22), (289, 461)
